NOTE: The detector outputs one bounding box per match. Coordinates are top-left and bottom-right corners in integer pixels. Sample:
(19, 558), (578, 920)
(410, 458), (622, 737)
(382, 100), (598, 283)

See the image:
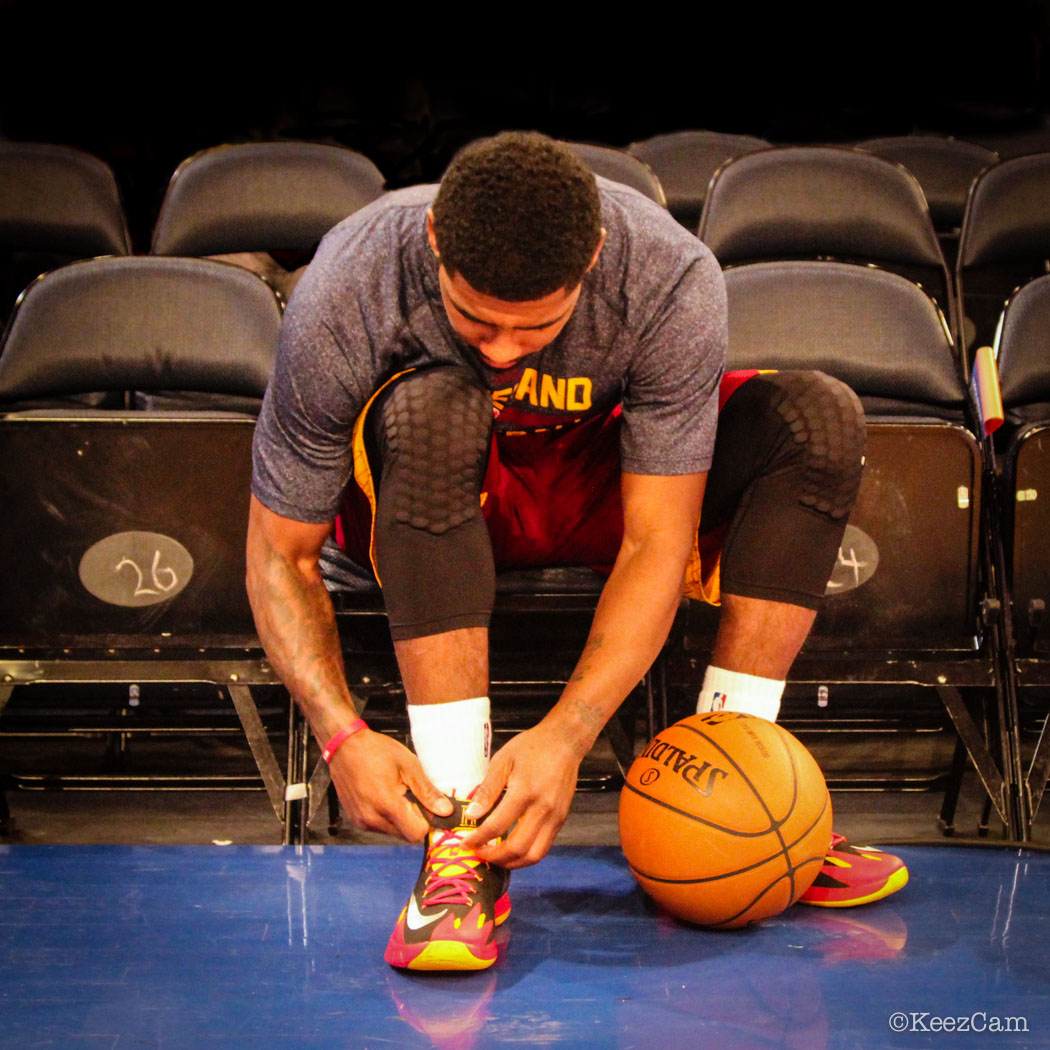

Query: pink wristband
(322, 719), (368, 762)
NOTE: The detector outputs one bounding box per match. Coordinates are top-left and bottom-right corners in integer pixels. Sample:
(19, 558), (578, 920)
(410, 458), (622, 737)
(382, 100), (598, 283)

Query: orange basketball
(618, 711), (832, 928)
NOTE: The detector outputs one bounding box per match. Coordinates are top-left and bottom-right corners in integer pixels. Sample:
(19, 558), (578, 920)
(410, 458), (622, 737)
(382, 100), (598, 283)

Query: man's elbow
(244, 539), (268, 617)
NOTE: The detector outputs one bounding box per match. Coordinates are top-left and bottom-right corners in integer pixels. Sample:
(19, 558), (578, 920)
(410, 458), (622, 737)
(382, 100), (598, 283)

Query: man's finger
(373, 815), (411, 839)
(404, 775), (454, 819)
(460, 788), (524, 850)
(361, 787), (435, 842)
(463, 784), (497, 823)
(390, 798), (432, 843)
(348, 803), (410, 840)
(477, 812), (555, 869)
(464, 751), (513, 822)
(397, 785), (451, 843)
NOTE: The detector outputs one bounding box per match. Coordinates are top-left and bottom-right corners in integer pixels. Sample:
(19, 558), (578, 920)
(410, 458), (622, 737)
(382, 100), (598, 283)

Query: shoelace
(422, 828), (484, 909)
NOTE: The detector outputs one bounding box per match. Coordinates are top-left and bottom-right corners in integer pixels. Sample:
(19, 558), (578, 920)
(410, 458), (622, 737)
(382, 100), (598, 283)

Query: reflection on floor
(1, 843), (1047, 1050)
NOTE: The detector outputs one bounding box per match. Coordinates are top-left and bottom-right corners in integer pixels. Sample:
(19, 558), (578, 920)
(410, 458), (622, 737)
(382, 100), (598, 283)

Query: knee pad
(763, 370), (866, 522)
(373, 367), (493, 534)
(369, 367), (496, 640)
(709, 370), (867, 610)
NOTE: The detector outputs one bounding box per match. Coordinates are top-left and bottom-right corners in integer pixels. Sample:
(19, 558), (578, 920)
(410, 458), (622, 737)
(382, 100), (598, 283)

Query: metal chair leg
(283, 698), (310, 846)
(938, 738), (969, 836)
(978, 794), (994, 837)
(327, 781), (340, 836)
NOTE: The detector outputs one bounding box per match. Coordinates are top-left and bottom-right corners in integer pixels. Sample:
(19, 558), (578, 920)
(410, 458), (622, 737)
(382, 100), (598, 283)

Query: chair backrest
(957, 153), (1050, 355)
(0, 141), (132, 256)
(150, 141), (386, 257)
(627, 130), (771, 229)
(995, 273), (1050, 419)
(0, 257), (281, 407)
(699, 146), (954, 331)
(0, 141), (132, 328)
(724, 260), (964, 415)
(563, 142), (667, 206)
(857, 135), (999, 233)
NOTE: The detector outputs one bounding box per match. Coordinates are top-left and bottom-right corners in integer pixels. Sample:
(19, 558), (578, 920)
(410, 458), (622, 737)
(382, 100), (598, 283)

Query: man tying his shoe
(246, 131), (908, 972)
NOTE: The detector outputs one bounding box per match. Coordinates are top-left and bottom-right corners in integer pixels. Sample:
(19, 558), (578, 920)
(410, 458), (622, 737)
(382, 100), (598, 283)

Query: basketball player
(246, 132), (908, 972)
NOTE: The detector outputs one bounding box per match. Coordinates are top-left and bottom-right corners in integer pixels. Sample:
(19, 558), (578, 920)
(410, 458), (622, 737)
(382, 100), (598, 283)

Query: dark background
(4, 2), (1050, 249)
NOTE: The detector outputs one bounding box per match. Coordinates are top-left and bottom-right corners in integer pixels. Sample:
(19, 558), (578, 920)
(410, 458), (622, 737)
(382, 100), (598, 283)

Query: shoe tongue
(427, 797), (479, 832)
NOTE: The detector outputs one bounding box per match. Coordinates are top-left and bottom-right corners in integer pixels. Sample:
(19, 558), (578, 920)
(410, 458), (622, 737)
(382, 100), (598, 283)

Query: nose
(477, 329), (527, 367)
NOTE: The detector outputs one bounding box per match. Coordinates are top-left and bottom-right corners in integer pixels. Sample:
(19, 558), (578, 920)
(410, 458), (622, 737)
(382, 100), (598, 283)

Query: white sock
(697, 666), (784, 722)
(408, 696), (491, 799)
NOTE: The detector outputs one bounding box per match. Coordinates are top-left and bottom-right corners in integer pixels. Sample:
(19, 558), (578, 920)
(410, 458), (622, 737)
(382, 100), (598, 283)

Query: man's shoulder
(591, 178), (721, 313)
(596, 178), (715, 273)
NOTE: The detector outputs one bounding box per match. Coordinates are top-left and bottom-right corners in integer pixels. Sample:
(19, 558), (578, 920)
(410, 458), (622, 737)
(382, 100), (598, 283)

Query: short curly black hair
(431, 131), (603, 302)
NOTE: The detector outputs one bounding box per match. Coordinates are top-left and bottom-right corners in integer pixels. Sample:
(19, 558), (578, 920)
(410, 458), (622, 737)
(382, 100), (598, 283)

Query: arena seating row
(1, 133), (1048, 842)
(627, 131), (998, 253)
(5, 135), (1045, 359)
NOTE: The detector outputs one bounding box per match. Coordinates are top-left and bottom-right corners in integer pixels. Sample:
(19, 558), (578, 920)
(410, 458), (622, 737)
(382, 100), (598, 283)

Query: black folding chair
(563, 141), (667, 206)
(0, 257), (318, 842)
(857, 135), (999, 268)
(150, 141), (386, 302)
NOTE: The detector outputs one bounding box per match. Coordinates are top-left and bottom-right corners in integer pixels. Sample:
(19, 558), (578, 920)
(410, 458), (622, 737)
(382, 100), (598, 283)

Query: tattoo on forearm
(567, 697), (606, 735)
(562, 634), (610, 756)
(569, 633), (605, 685)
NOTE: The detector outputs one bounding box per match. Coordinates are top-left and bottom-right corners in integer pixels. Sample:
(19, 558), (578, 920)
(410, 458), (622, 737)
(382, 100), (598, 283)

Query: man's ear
(426, 209), (440, 258)
(587, 228), (607, 272)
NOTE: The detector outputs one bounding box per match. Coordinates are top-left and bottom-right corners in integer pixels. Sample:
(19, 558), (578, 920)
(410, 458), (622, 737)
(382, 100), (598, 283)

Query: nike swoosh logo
(405, 898), (449, 932)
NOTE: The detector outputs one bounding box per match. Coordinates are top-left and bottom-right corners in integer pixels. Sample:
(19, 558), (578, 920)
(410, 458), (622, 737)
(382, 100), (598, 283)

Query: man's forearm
(548, 531), (689, 757)
(246, 532), (359, 743)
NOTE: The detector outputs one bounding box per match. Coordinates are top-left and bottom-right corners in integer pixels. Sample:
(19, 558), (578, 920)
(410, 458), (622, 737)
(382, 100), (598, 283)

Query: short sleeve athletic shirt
(251, 178), (727, 524)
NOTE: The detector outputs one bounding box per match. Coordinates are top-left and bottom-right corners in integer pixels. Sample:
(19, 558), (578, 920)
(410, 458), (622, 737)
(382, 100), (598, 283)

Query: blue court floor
(1, 843), (1048, 1050)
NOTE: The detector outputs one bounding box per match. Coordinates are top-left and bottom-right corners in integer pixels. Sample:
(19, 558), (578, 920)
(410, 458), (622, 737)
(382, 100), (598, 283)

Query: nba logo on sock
(711, 691), (728, 711)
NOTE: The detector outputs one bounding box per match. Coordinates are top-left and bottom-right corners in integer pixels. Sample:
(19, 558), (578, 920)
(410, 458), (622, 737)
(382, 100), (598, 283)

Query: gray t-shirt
(252, 179), (727, 524)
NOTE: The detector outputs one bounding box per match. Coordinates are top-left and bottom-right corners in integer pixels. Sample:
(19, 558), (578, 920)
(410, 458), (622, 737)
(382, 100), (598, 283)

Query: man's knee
(760, 370), (866, 522)
(709, 370), (866, 611)
(368, 367), (496, 640)
(372, 366), (493, 535)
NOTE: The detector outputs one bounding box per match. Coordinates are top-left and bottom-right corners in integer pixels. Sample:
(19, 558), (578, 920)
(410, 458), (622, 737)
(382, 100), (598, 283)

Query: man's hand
(329, 727), (453, 842)
(458, 722), (583, 869)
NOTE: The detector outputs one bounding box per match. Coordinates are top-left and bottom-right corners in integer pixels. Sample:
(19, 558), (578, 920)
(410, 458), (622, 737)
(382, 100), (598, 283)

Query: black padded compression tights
(699, 370), (866, 610)
(367, 366), (495, 641)
(365, 366), (865, 639)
